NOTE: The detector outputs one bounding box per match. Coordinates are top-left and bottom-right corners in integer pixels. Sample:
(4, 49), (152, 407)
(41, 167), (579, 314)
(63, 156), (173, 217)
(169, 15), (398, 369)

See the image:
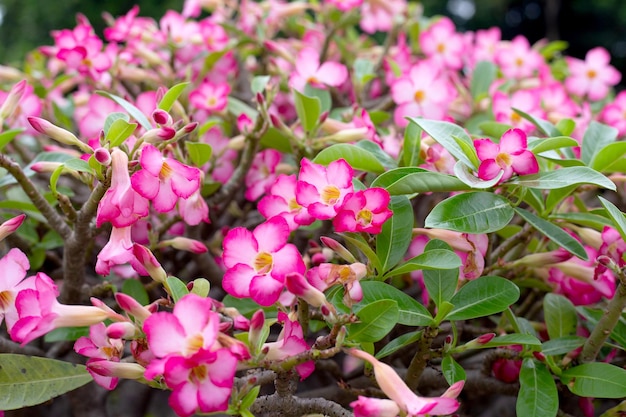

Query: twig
(405, 324), (439, 390)
(250, 394), (353, 417)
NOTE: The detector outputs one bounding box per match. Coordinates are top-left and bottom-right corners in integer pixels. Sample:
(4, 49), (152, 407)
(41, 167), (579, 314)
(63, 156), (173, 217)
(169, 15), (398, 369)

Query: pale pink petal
(296, 48), (321, 78)
(139, 144), (164, 176)
(222, 264), (255, 298)
(0, 248), (29, 289)
(173, 294), (218, 338)
(207, 349), (237, 386)
(169, 378), (199, 417)
(298, 158), (327, 188)
(253, 217), (290, 253)
(511, 150), (539, 176)
(223, 228), (258, 267)
(474, 138), (500, 160)
(499, 128), (527, 154)
(249, 274), (284, 306)
(326, 159), (354, 188)
(391, 78), (415, 104)
(143, 313), (187, 357)
(307, 201), (338, 220)
(152, 181), (179, 213)
(131, 170), (160, 199)
(271, 244), (305, 279)
(198, 382), (231, 412)
(295, 180), (321, 207)
(364, 188), (390, 210)
(316, 62), (348, 87)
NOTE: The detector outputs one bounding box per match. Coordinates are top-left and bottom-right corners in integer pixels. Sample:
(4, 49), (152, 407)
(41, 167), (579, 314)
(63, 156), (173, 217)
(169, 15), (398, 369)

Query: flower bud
(106, 321), (138, 339)
(114, 293), (152, 324)
(158, 237), (207, 254)
(320, 236), (357, 263)
(94, 147), (112, 166)
(0, 214), (25, 242)
(132, 244), (167, 283)
(285, 272), (327, 307)
(28, 116), (94, 154)
(152, 109), (172, 126)
(0, 80), (26, 120)
(88, 361), (145, 380)
(141, 127), (176, 143)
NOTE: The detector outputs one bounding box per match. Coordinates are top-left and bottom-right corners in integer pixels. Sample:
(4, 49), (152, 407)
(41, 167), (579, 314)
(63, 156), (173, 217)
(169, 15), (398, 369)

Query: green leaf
(158, 82), (190, 112)
(251, 76), (271, 95)
(541, 336), (586, 356)
(106, 118), (138, 148)
(44, 326), (90, 342)
(348, 299), (399, 342)
(293, 88), (321, 133)
(122, 279), (149, 306)
(383, 249), (461, 280)
(64, 158), (93, 173)
(441, 356), (466, 385)
(49, 164), (64, 195)
(239, 385), (261, 411)
(549, 212), (614, 230)
(0, 128), (25, 151)
(103, 112), (129, 136)
(479, 334), (542, 349)
(329, 281), (433, 326)
(402, 122), (421, 167)
(561, 363), (626, 398)
(543, 293), (578, 339)
(454, 161), (504, 189)
(376, 195), (413, 273)
(355, 140), (397, 170)
(422, 241), (459, 308)
(375, 330), (423, 359)
(96, 90), (152, 131)
(227, 97), (258, 119)
(447, 276), (520, 320)
(313, 143), (385, 174)
(341, 232), (383, 274)
(516, 358), (558, 417)
(303, 85), (332, 113)
(260, 127), (292, 153)
(513, 207), (588, 260)
(190, 278), (211, 297)
(600, 400), (626, 417)
(512, 108), (561, 137)
(186, 142), (213, 167)
(0, 354), (92, 410)
(528, 136), (579, 154)
(371, 167), (470, 195)
(354, 58), (376, 84)
(556, 119), (576, 136)
(425, 192), (514, 233)
(407, 118), (477, 169)
(478, 121), (511, 138)
(165, 276), (189, 303)
(598, 196), (626, 242)
(582, 121), (618, 166)
(507, 167), (616, 191)
(470, 61), (498, 101)
(590, 141), (626, 173)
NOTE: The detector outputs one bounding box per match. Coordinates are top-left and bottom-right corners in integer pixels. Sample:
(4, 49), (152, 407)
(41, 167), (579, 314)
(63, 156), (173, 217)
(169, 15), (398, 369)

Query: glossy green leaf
(470, 61), (498, 101)
(0, 354), (92, 410)
(49, 164), (64, 195)
(227, 97), (258, 118)
(598, 196), (626, 242)
(313, 143), (385, 174)
(103, 112), (129, 135)
(543, 293), (578, 339)
(590, 141), (626, 173)
(528, 136), (578, 154)
(549, 212), (613, 230)
(422, 240), (459, 308)
(303, 85), (332, 113)
(260, 127), (292, 153)
(556, 119), (576, 136)
(355, 140), (397, 170)
(425, 192), (514, 233)
(186, 142), (213, 167)
(122, 278), (149, 306)
(375, 330), (423, 359)
(190, 278), (211, 297)
(582, 121), (618, 166)
(507, 167), (616, 191)
(165, 276), (189, 303)
(479, 334), (542, 349)
(447, 276), (520, 320)
(541, 336), (586, 356)
(376, 195), (413, 273)
(96, 90), (152, 131)
(407, 118), (477, 169)
(329, 281), (433, 326)
(402, 122), (421, 167)
(478, 121), (511, 138)
(512, 108), (561, 137)
(544, 185), (579, 214)
(158, 82), (190, 112)
(441, 356), (466, 385)
(341, 232), (383, 274)
(516, 359), (558, 417)
(0, 128), (25, 151)
(561, 363), (626, 398)
(454, 160), (503, 189)
(106, 118), (137, 148)
(251, 76), (271, 95)
(371, 167), (470, 195)
(44, 326), (90, 343)
(383, 249), (461, 280)
(514, 207), (588, 260)
(348, 299), (399, 342)
(293, 89), (321, 133)
(64, 158), (93, 173)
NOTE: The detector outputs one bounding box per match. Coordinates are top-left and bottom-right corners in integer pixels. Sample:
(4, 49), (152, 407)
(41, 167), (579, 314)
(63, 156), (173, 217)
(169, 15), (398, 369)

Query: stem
(0, 153), (71, 239)
(580, 270), (626, 362)
(250, 394), (353, 417)
(405, 324), (439, 390)
(489, 223), (532, 265)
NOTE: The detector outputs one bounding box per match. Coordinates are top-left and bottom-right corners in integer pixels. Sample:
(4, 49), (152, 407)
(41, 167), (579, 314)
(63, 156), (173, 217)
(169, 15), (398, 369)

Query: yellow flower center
(511, 112), (522, 124)
(356, 209), (373, 226)
(414, 90), (425, 103)
(436, 43), (446, 53)
(587, 69), (597, 79)
(159, 161), (173, 180)
(0, 290), (14, 312)
(321, 185), (341, 205)
(495, 152), (512, 168)
(189, 364), (208, 383)
(515, 57), (524, 67)
(254, 252), (273, 274)
(186, 333), (205, 356)
(288, 198), (301, 212)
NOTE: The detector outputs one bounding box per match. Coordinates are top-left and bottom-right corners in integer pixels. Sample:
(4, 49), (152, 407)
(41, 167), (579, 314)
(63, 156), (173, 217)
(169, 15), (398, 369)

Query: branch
(250, 394), (353, 417)
(0, 153), (71, 239)
(405, 324), (439, 390)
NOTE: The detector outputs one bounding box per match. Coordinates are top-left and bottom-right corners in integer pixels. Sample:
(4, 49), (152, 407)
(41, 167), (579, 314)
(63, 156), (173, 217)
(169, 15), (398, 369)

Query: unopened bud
(318, 111), (329, 124)
(256, 92), (264, 106)
(0, 80), (26, 120)
(476, 333), (496, 345)
(158, 237), (208, 254)
(94, 147), (112, 166)
(0, 214), (25, 242)
(114, 293), (152, 324)
(152, 109), (172, 126)
(28, 116), (94, 154)
(285, 272), (327, 307)
(88, 361), (145, 380)
(141, 127), (176, 143)
(320, 236), (357, 263)
(183, 122), (198, 133)
(106, 321), (138, 339)
(132, 244), (167, 283)
(532, 351), (546, 362)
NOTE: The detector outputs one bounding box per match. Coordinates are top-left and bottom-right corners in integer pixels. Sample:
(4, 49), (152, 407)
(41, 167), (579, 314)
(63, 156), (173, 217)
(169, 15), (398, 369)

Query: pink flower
(492, 346), (523, 383)
(178, 188), (210, 226)
(359, 0), (406, 34)
(391, 60), (456, 127)
(307, 262), (366, 307)
(244, 149), (282, 201)
(263, 311), (314, 379)
(131, 144), (201, 213)
(289, 47), (348, 91)
(326, 0), (363, 12)
(0, 81), (42, 135)
(351, 397), (400, 417)
(97, 148), (149, 228)
(349, 349), (462, 416)
(419, 17), (464, 71)
(565, 47), (621, 101)
(258, 174), (315, 231)
(333, 188), (393, 234)
(492, 89), (544, 134)
(474, 128), (539, 183)
(162, 348), (238, 417)
(296, 158), (354, 220)
(0, 214), (26, 242)
(495, 35), (543, 80)
(0, 248), (32, 332)
(222, 216), (305, 306)
(96, 226), (147, 276)
(600, 90), (626, 137)
(470, 27), (501, 66)
(74, 322), (124, 389)
(189, 81), (230, 113)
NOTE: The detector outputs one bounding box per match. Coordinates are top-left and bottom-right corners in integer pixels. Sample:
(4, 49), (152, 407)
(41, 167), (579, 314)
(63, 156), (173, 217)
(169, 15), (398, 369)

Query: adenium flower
(189, 80), (231, 113)
(0, 248), (33, 332)
(495, 35), (543, 80)
(333, 188), (393, 234)
(222, 216), (305, 306)
(96, 226), (148, 277)
(0, 214), (25, 242)
(74, 322), (124, 389)
(296, 158), (354, 220)
(289, 47), (348, 91)
(131, 144), (201, 213)
(565, 47), (621, 101)
(474, 128), (539, 183)
(419, 17), (464, 71)
(258, 174), (315, 231)
(263, 311), (314, 380)
(600, 90), (626, 137)
(492, 89), (544, 134)
(307, 262), (367, 307)
(244, 149), (282, 201)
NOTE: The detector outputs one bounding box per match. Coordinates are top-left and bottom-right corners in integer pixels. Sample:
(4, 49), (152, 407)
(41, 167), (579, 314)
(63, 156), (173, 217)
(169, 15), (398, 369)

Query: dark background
(0, 0), (624, 88)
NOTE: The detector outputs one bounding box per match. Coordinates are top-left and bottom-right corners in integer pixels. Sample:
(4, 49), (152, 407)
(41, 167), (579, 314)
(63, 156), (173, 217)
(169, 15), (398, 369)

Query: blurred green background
(0, 0), (624, 87)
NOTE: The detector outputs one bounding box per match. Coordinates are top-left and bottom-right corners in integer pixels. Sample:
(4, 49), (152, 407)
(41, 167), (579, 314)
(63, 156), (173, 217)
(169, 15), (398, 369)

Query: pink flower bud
(476, 333), (496, 345)
(159, 237), (207, 254)
(532, 351), (546, 362)
(88, 361), (145, 380)
(285, 272), (328, 307)
(0, 80), (26, 120)
(256, 92), (264, 106)
(0, 214), (25, 242)
(132, 244), (167, 283)
(106, 322), (137, 339)
(28, 116), (93, 154)
(320, 236), (357, 263)
(30, 161), (63, 173)
(319, 111), (329, 124)
(141, 127), (176, 143)
(114, 293), (152, 324)
(152, 109), (172, 126)
(94, 147), (112, 166)
(183, 122), (198, 133)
